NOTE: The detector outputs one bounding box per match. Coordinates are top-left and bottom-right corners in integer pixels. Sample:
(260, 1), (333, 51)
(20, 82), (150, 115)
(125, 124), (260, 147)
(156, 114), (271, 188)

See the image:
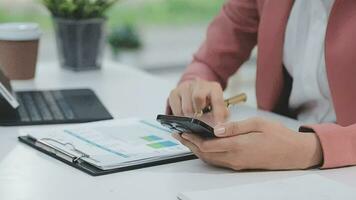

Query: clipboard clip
(35, 138), (97, 163)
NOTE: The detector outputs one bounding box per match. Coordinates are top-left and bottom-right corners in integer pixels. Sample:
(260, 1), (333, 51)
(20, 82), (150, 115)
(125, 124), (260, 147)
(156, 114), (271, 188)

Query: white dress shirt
(283, 0), (336, 124)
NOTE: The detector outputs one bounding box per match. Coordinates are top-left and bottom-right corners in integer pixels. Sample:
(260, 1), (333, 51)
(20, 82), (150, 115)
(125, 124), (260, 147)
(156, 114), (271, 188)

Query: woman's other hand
(173, 117), (323, 170)
(168, 78), (228, 123)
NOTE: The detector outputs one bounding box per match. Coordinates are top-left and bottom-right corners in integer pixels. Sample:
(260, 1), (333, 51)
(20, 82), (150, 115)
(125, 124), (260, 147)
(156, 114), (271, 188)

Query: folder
(18, 119), (196, 176)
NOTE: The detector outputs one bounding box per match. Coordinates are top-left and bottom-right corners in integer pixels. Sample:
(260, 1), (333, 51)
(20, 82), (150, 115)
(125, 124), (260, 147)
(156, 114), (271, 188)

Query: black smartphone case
(156, 115), (216, 138)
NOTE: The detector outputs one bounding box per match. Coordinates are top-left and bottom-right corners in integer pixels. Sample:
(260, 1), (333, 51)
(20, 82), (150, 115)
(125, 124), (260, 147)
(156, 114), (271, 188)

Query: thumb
(214, 118), (265, 137)
(214, 121), (240, 137)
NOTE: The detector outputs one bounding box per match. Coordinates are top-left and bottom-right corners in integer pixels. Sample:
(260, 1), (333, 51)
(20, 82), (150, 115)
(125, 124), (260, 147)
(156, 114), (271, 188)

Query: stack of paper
(178, 174), (356, 200)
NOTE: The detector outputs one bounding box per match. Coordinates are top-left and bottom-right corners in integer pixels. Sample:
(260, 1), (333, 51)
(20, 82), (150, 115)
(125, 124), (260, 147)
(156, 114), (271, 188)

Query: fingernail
(181, 133), (189, 139)
(214, 125), (226, 136)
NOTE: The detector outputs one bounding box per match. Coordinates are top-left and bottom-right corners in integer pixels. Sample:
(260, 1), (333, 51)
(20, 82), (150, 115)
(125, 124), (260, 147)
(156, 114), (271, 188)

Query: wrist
(296, 133), (323, 169)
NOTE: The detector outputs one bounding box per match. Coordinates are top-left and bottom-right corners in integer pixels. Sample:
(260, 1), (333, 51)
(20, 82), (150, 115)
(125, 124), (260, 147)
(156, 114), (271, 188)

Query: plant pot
(53, 18), (105, 71)
(112, 49), (142, 67)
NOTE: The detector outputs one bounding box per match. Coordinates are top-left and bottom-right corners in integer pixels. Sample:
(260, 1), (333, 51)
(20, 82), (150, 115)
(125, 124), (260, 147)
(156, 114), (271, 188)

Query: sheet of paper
(229, 105), (302, 131)
(178, 174), (356, 200)
(20, 119), (191, 170)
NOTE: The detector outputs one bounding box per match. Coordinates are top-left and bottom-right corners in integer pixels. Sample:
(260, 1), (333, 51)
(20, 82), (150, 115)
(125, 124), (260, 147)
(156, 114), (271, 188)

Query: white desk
(0, 62), (356, 200)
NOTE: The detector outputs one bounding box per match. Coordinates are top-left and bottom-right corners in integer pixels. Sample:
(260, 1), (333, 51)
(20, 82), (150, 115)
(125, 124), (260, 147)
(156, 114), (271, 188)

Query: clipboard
(18, 135), (196, 176)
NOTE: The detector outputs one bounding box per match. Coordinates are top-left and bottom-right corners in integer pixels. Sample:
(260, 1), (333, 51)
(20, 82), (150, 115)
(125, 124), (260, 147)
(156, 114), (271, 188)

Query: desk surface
(0, 62), (356, 200)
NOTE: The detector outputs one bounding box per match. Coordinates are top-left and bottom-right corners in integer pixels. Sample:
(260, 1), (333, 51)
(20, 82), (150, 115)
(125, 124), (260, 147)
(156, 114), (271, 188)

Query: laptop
(0, 70), (113, 126)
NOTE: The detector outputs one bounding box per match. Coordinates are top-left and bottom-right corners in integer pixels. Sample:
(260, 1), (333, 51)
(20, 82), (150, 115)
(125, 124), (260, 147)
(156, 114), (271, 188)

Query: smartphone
(156, 114), (216, 138)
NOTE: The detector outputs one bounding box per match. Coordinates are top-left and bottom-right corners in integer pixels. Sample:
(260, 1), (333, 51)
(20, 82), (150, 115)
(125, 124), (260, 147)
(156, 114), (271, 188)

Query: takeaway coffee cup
(0, 23), (41, 80)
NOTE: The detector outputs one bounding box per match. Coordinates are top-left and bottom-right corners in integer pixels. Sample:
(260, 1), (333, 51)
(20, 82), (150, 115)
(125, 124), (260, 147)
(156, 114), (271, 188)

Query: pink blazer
(179, 0), (356, 169)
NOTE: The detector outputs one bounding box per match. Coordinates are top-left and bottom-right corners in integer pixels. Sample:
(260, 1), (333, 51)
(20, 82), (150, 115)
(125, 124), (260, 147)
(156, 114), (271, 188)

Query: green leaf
(42, 0), (118, 19)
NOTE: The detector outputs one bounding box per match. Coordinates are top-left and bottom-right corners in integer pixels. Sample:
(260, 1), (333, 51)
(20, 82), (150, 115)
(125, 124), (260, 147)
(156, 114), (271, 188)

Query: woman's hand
(173, 117), (323, 170)
(168, 78), (228, 123)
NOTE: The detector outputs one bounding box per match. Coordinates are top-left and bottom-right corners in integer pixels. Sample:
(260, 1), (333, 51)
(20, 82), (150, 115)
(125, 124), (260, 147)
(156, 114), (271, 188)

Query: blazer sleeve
(300, 123), (356, 169)
(179, 0), (259, 89)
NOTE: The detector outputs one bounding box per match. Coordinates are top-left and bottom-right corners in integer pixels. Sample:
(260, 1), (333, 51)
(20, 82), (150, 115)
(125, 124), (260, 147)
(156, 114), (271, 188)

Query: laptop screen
(0, 69), (19, 108)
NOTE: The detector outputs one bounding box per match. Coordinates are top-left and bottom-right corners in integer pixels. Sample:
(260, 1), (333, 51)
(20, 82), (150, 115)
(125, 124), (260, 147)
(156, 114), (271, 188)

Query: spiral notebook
(18, 119), (195, 176)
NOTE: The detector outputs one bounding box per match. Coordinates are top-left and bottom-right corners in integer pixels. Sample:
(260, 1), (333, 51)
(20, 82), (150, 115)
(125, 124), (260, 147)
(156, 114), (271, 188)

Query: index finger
(191, 86), (209, 114)
(209, 83), (228, 123)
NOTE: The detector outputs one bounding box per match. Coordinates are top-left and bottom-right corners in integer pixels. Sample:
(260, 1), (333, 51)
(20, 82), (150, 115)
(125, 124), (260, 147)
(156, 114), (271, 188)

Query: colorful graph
(141, 135), (162, 142)
(147, 141), (178, 149)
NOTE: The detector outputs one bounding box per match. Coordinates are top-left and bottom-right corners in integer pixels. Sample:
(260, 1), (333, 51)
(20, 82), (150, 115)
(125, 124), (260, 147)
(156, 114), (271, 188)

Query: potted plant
(108, 24), (142, 67)
(43, 0), (118, 71)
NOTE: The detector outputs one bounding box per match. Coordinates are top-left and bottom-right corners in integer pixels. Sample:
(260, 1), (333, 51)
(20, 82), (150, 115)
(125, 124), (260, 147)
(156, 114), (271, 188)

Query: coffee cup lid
(0, 23), (41, 41)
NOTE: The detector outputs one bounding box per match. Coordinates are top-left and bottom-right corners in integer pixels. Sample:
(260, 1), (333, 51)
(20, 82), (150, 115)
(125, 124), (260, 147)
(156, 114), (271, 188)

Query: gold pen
(194, 93), (247, 117)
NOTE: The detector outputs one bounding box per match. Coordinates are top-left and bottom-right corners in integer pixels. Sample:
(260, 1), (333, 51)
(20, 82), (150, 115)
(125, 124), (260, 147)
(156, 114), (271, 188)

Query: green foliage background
(0, 0), (224, 29)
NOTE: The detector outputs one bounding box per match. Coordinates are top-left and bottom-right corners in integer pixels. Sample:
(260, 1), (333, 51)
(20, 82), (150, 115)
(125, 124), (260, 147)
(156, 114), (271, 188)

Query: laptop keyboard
(15, 91), (75, 122)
